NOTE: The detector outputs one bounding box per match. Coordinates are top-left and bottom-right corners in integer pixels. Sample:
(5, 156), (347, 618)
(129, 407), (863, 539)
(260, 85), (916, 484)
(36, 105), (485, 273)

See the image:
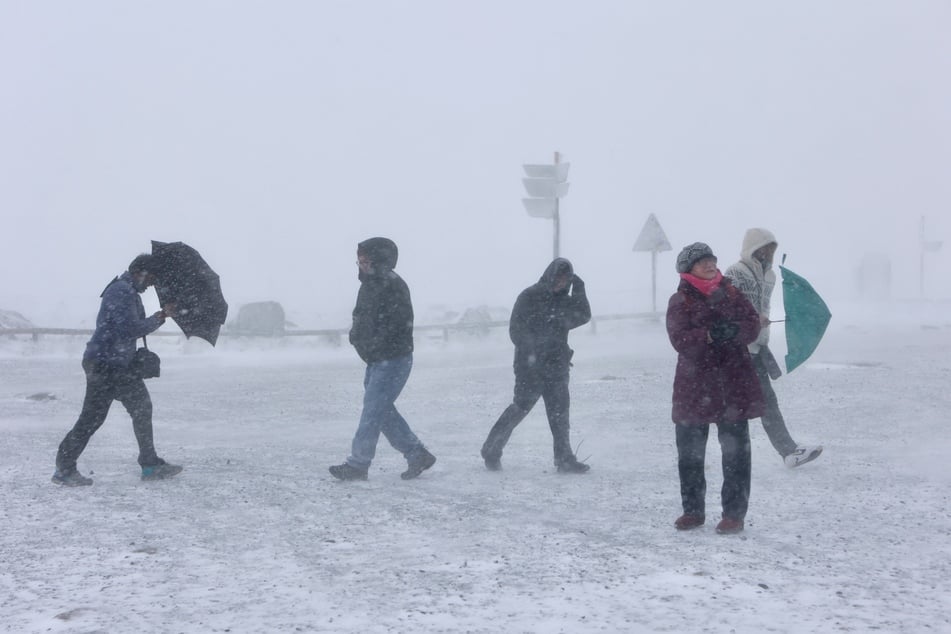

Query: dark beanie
(676, 242), (716, 274)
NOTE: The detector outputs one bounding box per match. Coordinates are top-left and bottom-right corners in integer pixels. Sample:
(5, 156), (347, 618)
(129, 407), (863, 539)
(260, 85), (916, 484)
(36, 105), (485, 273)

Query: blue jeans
(347, 354), (424, 468)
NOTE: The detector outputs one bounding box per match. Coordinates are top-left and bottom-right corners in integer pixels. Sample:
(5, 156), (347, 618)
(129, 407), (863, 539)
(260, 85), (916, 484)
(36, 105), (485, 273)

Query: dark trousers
(751, 351), (798, 457)
(56, 359), (160, 472)
(675, 420), (751, 520)
(482, 367), (573, 465)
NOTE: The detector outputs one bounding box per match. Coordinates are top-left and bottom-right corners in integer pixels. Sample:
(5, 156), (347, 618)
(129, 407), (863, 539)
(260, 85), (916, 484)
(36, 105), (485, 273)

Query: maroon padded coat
(666, 277), (765, 425)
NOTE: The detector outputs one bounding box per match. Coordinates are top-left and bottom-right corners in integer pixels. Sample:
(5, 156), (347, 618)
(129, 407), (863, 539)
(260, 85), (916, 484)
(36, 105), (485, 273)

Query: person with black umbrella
(52, 254), (183, 486)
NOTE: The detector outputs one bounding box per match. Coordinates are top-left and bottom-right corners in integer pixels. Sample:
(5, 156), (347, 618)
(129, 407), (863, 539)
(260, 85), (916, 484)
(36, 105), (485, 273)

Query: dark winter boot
(401, 449), (436, 480)
(674, 514), (705, 530)
(51, 469), (93, 487)
(141, 461), (183, 481)
(329, 463), (369, 481)
(555, 456), (590, 474)
(715, 517), (745, 535)
(481, 448), (502, 471)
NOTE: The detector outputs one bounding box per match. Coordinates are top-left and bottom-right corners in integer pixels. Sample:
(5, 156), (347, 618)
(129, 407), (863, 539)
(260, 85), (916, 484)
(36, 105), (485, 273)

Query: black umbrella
(150, 240), (228, 345)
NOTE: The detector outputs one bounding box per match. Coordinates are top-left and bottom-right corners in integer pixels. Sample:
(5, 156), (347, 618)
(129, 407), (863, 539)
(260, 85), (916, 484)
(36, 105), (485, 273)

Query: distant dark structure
(231, 301), (286, 337)
(0, 309), (34, 330)
(457, 306), (494, 337)
(855, 253), (892, 300)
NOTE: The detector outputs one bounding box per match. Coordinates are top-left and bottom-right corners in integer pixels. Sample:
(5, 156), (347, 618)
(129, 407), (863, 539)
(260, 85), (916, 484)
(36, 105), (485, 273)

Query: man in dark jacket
(52, 254), (182, 486)
(329, 237), (436, 481)
(481, 258), (592, 473)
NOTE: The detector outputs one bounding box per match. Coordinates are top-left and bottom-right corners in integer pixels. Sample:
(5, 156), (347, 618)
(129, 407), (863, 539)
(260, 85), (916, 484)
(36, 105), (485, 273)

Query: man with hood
(724, 228), (823, 468)
(481, 258), (592, 473)
(52, 254), (182, 486)
(329, 237), (436, 481)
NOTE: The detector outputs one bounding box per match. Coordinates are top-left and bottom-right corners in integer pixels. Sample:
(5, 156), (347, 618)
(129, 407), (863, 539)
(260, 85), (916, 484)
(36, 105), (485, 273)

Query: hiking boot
(555, 456), (590, 474)
(329, 463), (368, 481)
(141, 462), (183, 481)
(784, 445), (823, 468)
(716, 517), (745, 534)
(674, 514), (705, 530)
(51, 469), (93, 487)
(401, 449), (436, 480)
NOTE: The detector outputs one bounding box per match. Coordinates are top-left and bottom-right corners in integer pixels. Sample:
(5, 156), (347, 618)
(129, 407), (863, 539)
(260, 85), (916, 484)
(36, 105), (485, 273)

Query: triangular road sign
(633, 213), (672, 252)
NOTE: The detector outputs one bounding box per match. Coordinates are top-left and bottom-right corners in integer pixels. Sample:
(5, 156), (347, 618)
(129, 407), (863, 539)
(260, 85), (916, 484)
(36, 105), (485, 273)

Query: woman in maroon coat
(666, 242), (764, 534)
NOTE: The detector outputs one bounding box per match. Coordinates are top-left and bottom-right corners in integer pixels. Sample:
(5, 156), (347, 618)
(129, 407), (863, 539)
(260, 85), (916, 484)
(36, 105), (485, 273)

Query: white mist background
(1, 1), (949, 329)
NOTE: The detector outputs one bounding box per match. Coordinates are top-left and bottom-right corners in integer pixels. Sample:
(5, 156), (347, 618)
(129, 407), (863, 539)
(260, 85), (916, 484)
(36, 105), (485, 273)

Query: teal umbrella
(779, 256), (831, 373)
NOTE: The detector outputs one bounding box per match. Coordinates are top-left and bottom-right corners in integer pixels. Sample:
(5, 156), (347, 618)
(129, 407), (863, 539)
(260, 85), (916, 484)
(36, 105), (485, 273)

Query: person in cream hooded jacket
(724, 228), (823, 468)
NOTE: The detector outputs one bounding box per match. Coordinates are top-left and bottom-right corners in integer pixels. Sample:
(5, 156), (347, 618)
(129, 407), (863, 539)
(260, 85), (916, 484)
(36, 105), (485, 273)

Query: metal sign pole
(651, 250), (657, 313)
(553, 151), (561, 259)
(632, 213), (672, 315)
(920, 216), (925, 298)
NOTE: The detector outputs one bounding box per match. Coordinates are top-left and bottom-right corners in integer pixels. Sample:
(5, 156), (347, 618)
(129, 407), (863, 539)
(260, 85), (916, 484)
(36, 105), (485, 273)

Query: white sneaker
(784, 445), (823, 468)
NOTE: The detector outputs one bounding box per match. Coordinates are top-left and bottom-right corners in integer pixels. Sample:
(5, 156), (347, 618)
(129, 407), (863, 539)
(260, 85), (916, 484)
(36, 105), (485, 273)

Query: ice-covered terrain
(2, 309), (950, 633)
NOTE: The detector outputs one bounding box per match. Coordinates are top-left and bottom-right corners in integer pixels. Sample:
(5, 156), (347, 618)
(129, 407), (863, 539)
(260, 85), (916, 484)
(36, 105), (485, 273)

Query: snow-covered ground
(2, 310), (950, 633)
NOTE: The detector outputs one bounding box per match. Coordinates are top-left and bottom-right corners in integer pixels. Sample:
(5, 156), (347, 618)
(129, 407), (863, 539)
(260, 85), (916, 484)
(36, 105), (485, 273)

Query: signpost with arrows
(632, 213), (672, 313)
(522, 152), (570, 259)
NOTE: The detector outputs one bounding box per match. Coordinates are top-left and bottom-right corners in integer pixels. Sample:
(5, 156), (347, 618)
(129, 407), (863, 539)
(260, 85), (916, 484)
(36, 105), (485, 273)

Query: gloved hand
(709, 320), (740, 343)
(571, 274), (585, 292)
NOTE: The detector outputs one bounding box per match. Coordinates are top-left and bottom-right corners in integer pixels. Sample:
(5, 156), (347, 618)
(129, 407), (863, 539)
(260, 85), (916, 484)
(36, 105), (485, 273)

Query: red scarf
(680, 271), (723, 296)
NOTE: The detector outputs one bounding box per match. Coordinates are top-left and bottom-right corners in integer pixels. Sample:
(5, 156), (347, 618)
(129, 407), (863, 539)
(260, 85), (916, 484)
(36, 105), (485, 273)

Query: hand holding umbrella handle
(158, 303), (177, 321)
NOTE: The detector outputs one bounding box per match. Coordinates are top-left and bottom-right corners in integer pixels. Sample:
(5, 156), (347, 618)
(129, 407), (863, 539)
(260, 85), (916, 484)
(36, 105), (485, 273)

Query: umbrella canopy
(150, 240), (228, 345)
(780, 258), (831, 373)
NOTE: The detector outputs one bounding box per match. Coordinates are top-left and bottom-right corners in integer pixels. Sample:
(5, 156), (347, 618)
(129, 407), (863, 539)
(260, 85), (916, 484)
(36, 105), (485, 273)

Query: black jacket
(510, 258), (591, 375)
(349, 237), (414, 364)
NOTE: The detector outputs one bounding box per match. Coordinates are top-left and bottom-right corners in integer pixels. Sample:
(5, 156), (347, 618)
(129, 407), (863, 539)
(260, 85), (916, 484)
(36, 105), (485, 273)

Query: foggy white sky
(2, 1), (949, 328)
